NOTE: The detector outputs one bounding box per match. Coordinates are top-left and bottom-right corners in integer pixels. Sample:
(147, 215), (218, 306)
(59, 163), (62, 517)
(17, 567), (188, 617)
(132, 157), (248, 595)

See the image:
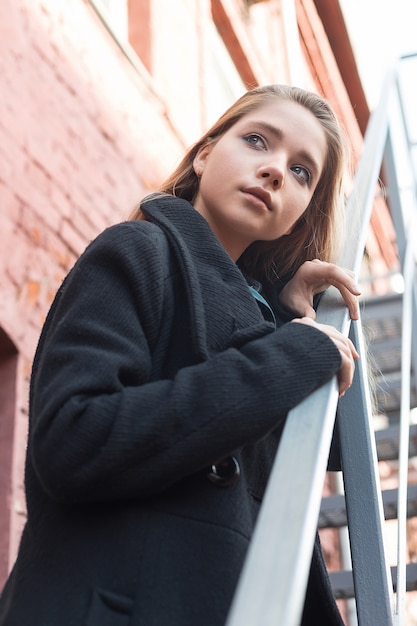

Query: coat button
(206, 456), (240, 487)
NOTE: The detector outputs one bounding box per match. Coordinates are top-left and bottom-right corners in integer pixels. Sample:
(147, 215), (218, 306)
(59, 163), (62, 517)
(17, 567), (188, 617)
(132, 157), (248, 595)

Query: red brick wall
(0, 0), (185, 575)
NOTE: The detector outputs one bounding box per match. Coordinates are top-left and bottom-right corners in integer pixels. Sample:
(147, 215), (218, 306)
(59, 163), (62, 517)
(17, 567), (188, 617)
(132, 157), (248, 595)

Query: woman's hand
(278, 259), (361, 320)
(292, 317), (359, 396)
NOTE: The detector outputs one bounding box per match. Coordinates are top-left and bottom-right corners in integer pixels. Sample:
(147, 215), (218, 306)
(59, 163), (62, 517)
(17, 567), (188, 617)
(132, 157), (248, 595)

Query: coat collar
(141, 195), (272, 359)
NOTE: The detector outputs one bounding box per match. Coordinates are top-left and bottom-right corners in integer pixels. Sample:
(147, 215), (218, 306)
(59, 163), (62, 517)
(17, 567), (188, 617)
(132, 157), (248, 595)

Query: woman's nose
(258, 160), (285, 189)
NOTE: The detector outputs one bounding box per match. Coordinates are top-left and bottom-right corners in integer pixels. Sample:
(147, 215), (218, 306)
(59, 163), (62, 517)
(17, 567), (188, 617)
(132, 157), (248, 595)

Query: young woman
(0, 85), (360, 625)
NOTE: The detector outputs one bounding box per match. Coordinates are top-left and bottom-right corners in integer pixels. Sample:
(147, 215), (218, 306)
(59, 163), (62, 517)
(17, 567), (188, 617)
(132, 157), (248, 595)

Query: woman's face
(192, 99), (327, 260)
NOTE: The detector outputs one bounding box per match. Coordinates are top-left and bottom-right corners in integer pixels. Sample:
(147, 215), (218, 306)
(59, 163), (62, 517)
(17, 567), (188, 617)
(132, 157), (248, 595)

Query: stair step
(319, 484), (417, 529)
(375, 422), (417, 461)
(330, 562), (417, 599)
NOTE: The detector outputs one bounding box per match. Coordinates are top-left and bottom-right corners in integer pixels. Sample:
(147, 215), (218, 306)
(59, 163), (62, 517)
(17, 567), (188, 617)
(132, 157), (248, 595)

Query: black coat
(0, 197), (344, 625)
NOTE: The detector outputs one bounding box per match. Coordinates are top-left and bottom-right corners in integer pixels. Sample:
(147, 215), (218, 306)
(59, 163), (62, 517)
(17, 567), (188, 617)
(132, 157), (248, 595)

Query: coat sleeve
(30, 222), (342, 503)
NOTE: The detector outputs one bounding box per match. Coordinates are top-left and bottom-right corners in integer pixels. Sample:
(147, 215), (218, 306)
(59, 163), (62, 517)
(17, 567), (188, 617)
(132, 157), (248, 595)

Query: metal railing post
(337, 319), (394, 625)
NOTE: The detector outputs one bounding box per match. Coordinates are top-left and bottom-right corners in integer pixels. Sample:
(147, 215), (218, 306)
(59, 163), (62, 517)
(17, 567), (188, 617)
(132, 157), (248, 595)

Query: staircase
(225, 54), (417, 626)
(322, 52), (417, 621)
(322, 292), (417, 610)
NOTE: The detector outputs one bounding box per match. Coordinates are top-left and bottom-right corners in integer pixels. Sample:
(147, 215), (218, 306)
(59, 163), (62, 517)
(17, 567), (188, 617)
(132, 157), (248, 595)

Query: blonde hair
(130, 85), (348, 285)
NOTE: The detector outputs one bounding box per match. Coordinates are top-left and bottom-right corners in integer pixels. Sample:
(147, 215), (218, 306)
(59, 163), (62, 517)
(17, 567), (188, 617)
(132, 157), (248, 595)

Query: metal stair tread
(374, 422), (417, 460)
(330, 562), (417, 599)
(319, 483), (417, 529)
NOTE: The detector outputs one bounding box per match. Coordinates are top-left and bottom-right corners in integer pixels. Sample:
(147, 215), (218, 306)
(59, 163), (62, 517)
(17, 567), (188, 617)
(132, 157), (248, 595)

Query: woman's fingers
(292, 317), (359, 396)
(278, 260), (361, 320)
(332, 335), (359, 396)
(318, 263), (361, 320)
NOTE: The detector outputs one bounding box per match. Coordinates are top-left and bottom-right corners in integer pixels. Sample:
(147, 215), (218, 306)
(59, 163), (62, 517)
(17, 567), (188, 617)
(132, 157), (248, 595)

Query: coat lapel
(141, 196), (269, 359)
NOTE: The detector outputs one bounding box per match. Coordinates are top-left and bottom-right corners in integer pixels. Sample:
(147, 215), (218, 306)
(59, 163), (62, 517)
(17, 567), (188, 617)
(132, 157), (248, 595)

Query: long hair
(130, 85), (348, 285)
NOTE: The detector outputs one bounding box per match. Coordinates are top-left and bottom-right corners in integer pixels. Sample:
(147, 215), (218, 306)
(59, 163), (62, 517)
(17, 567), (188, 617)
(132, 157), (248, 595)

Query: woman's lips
(243, 187), (272, 211)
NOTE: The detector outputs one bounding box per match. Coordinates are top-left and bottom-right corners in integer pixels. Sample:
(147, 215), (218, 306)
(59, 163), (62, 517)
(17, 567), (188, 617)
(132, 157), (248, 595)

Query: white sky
(340, 0), (417, 108)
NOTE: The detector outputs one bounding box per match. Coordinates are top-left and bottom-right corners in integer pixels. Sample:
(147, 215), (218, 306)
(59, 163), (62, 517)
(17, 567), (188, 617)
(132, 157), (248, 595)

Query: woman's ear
(193, 143), (213, 177)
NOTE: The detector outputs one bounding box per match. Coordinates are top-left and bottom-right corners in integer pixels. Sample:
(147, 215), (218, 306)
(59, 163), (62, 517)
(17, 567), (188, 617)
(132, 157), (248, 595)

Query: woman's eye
(292, 165), (311, 185)
(242, 133), (266, 149)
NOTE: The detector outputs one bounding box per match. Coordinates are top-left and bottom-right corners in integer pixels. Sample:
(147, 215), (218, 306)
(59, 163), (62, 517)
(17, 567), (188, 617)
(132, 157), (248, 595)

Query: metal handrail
(391, 55), (417, 625)
(226, 56), (417, 626)
(395, 212), (416, 624)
